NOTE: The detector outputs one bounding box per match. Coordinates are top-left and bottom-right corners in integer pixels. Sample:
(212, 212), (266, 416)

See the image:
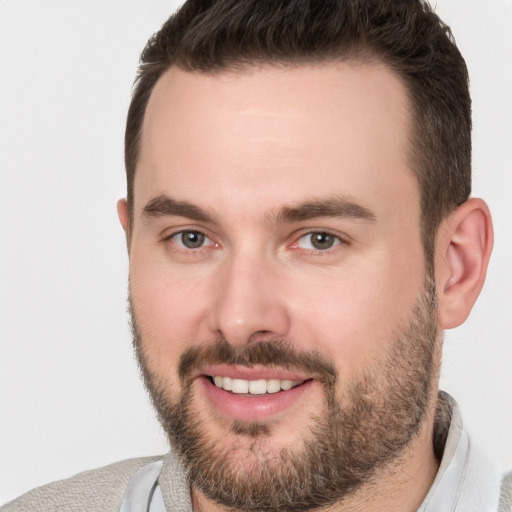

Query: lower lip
(199, 376), (314, 422)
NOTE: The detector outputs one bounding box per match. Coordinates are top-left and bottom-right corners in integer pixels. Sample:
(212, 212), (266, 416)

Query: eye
(297, 232), (342, 251)
(170, 230), (212, 249)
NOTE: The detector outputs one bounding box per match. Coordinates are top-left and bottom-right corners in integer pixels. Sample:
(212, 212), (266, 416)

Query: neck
(191, 413), (439, 512)
(330, 415), (439, 512)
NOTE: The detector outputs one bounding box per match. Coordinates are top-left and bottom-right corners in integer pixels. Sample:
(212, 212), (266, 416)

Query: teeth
(222, 376), (232, 391)
(266, 379), (281, 394)
(280, 379), (293, 391)
(231, 379), (249, 394)
(248, 379), (267, 394)
(212, 376), (303, 394)
(214, 375), (233, 391)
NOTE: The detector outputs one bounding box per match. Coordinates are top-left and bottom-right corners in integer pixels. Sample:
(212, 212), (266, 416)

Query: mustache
(178, 338), (338, 385)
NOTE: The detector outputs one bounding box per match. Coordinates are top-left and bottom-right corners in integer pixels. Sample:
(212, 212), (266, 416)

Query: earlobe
(436, 198), (493, 329)
(116, 198), (131, 250)
(117, 198), (130, 231)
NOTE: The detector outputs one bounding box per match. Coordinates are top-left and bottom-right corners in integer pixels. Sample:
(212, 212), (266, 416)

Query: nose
(208, 252), (291, 346)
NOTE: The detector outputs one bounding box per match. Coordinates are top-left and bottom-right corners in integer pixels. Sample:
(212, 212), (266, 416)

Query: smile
(211, 376), (304, 395)
(198, 365), (316, 422)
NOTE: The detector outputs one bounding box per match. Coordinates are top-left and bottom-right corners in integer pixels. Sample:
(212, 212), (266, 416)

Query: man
(2, 0), (511, 511)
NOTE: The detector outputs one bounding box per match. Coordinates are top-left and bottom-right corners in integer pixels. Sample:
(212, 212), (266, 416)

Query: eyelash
(292, 231), (346, 253)
(162, 229), (348, 256)
(164, 230), (218, 253)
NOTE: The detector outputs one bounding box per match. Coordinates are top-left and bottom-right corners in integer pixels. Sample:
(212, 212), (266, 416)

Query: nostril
(247, 331), (276, 343)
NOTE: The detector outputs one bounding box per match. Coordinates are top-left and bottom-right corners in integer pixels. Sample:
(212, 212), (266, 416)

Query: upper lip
(198, 364), (311, 382)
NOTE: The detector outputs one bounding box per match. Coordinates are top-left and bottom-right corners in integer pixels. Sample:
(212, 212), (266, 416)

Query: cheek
(287, 255), (424, 373)
(129, 257), (213, 374)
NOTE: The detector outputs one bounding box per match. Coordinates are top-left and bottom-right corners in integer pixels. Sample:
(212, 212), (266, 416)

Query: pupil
(312, 233), (333, 250)
(182, 231), (204, 249)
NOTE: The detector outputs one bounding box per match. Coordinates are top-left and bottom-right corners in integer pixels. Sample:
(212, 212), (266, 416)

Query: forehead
(135, 62), (417, 221)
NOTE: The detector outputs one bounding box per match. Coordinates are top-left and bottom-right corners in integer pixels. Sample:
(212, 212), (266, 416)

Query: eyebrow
(142, 194), (376, 225)
(270, 196), (377, 224)
(142, 195), (215, 223)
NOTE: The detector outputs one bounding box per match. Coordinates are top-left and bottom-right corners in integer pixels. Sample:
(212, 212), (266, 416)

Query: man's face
(126, 63), (439, 509)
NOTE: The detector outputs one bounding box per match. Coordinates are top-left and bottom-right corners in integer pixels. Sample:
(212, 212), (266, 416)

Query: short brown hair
(125, 0), (471, 259)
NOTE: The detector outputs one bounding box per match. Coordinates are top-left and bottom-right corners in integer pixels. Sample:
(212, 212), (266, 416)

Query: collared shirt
(418, 393), (502, 511)
(118, 393), (504, 511)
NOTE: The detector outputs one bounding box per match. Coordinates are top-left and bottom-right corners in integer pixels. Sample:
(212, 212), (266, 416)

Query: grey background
(1, 0), (511, 504)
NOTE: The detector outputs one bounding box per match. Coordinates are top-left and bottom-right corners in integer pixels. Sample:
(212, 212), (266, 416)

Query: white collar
(119, 393), (503, 512)
(418, 392), (501, 511)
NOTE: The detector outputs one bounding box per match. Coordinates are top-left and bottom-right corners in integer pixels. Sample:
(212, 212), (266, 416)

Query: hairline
(127, 52), (442, 259)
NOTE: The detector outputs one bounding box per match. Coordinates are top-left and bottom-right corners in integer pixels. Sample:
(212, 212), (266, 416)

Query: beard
(130, 272), (439, 512)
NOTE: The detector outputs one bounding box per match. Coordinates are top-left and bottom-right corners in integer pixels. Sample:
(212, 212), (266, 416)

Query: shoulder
(1, 455), (164, 512)
(499, 469), (512, 512)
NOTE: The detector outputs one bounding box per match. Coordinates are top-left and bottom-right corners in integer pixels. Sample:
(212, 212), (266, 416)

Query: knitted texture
(499, 470), (512, 512)
(1, 456), (162, 512)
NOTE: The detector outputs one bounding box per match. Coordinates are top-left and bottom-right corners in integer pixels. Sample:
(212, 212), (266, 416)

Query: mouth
(209, 375), (306, 395)
(197, 366), (316, 423)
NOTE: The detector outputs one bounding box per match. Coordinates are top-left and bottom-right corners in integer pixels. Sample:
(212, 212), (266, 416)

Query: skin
(118, 62), (493, 511)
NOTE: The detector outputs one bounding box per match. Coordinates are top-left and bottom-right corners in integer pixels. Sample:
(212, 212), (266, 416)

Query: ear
(435, 198), (493, 329)
(116, 198), (131, 250)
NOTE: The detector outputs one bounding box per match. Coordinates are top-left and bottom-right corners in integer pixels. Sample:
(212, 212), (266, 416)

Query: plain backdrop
(1, 0), (511, 505)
